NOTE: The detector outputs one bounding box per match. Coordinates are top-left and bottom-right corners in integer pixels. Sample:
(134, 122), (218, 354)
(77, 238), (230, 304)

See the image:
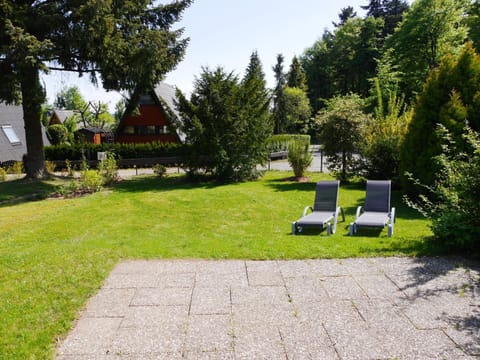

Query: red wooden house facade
(115, 83), (184, 144)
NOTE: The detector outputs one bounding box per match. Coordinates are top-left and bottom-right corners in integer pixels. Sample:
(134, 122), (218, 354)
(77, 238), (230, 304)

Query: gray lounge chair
(292, 180), (344, 236)
(349, 180), (396, 237)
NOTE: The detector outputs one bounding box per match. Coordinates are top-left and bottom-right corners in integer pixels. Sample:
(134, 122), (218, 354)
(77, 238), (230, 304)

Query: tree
(333, 6), (357, 28)
(385, 0), (469, 101)
(283, 87), (312, 134)
(0, 0), (192, 178)
(382, 0), (410, 36)
(176, 63), (271, 182)
(315, 94), (369, 182)
(272, 54), (287, 134)
(287, 56), (307, 91)
(361, 0), (385, 18)
(400, 43), (480, 192)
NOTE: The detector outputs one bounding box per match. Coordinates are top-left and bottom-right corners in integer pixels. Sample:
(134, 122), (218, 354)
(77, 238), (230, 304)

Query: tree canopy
(0, 0), (192, 178)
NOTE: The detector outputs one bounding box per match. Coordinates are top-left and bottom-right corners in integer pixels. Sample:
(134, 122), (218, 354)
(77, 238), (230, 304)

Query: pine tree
(361, 0), (384, 18)
(272, 54), (287, 134)
(287, 56), (308, 91)
(333, 6), (357, 27)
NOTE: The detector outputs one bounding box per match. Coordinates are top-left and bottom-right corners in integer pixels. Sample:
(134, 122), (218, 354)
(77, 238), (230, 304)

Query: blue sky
(42, 0), (382, 110)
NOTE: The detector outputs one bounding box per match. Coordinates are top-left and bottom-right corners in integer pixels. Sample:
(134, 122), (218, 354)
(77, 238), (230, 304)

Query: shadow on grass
(0, 178), (59, 207)
(112, 174), (238, 194)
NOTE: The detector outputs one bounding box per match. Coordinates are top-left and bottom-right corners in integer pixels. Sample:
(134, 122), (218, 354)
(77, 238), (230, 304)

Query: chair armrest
(390, 207), (396, 224)
(355, 206), (363, 220)
(332, 206), (345, 234)
(302, 206), (313, 217)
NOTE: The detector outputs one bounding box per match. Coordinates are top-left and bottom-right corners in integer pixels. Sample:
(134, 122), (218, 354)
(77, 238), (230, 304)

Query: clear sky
(42, 0), (377, 111)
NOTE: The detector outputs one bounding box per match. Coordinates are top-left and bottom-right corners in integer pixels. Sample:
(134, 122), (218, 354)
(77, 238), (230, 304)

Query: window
(138, 94), (156, 105)
(158, 125), (169, 134)
(1, 125), (21, 144)
(122, 126), (135, 135)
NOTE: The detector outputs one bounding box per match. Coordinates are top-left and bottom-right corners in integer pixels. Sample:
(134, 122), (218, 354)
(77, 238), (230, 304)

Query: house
(75, 127), (113, 145)
(48, 110), (76, 126)
(115, 82), (184, 144)
(0, 103), (50, 165)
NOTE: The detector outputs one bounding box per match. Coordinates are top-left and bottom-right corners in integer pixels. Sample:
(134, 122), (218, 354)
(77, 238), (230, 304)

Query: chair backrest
(364, 180), (391, 213)
(313, 180), (339, 212)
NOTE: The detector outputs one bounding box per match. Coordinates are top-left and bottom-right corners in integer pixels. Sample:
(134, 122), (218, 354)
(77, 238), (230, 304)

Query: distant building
(115, 82), (184, 144)
(0, 103), (50, 164)
(48, 110), (76, 126)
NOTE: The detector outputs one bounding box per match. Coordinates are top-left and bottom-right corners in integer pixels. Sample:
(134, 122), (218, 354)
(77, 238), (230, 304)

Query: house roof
(0, 102), (50, 163)
(52, 110), (76, 124)
(153, 82), (185, 142)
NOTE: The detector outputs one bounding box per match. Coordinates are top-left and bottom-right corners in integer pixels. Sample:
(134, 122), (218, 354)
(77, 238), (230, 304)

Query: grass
(0, 171), (440, 358)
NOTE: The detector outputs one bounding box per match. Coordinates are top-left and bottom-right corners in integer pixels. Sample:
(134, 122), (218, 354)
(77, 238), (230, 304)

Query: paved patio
(56, 257), (480, 359)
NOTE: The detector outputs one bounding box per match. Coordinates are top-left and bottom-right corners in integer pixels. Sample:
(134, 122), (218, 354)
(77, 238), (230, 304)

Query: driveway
(56, 257), (480, 359)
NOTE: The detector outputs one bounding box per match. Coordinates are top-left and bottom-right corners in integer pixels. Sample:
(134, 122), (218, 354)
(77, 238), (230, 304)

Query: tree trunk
(20, 67), (46, 179)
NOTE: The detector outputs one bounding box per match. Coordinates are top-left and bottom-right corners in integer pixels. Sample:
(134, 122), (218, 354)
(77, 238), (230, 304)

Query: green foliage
(287, 55), (307, 90)
(405, 125), (480, 253)
(0, 168), (6, 182)
(0, 0), (192, 178)
(46, 124), (69, 145)
(44, 161), (56, 174)
(283, 86), (313, 134)
(266, 134), (311, 152)
(272, 54), (287, 134)
(152, 164), (167, 178)
(7, 161), (24, 175)
(287, 140), (313, 178)
(362, 85), (411, 185)
(315, 94), (369, 182)
(45, 142), (184, 161)
(385, 0), (469, 100)
(98, 153), (118, 185)
(400, 44), (480, 192)
(176, 62), (271, 182)
(80, 169), (104, 192)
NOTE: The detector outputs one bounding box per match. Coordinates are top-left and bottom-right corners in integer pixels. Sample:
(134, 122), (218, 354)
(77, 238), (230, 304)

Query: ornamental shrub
(405, 125), (480, 253)
(287, 140), (313, 178)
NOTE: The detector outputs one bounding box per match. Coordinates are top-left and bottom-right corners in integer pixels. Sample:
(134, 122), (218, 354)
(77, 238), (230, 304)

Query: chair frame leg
(292, 222), (297, 235)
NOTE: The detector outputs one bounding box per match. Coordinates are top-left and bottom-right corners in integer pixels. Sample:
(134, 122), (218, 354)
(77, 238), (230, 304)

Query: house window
(157, 125), (169, 134)
(122, 126), (135, 135)
(138, 94), (156, 105)
(1, 125), (21, 144)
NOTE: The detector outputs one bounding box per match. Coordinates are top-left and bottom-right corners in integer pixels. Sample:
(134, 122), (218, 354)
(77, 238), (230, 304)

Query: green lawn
(0, 171), (439, 358)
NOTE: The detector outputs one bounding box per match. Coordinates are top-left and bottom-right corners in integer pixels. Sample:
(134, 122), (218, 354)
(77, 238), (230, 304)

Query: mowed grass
(0, 171), (439, 358)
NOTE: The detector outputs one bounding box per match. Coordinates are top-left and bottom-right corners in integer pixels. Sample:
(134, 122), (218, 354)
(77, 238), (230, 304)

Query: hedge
(44, 142), (187, 161)
(266, 134), (311, 152)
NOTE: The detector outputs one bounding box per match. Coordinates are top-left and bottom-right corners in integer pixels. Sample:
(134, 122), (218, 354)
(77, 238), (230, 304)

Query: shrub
(0, 168), (6, 182)
(98, 152), (118, 185)
(266, 134), (311, 152)
(153, 164), (167, 178)
(7, 161), (24, 175)
(46, 124), (69, 145)
(80, 170), (104, 192)
(405, 125), (480, 253)
(287, 140), (313, 178)
(45, 160), (57, 174)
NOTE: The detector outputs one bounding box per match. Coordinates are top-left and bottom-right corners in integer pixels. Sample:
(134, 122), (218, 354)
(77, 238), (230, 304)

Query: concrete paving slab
(56, 258), (479, 359)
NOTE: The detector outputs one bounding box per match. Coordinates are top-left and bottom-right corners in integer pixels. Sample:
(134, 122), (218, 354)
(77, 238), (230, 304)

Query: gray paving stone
(83, 288), (136, 318)
(131, 287), (192, 306)
(230, 285), (290, 305)
(190, 287), (231, 315)
(184, 314), (233, 353)
(247, 270), (284, 287)
(57, 317), (122, 356)
(284, 275), (329, 304)
(56, 258), (480, 359)
(119, 305), (189, 329)
(319, 275), (368, 300)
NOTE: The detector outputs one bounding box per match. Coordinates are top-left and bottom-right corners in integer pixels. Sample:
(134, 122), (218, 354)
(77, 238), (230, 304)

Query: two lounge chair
(292, 180), (395, 237)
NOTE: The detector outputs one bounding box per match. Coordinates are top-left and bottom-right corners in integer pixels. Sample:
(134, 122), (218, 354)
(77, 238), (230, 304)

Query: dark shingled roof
(0, 103), (50, 163)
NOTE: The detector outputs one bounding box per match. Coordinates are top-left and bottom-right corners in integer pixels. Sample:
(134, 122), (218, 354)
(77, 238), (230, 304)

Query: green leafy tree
(46, 124), (68, 145)
(400, 43), (480, 192)
(467, 1), (480, 52)
(272, 54), (287, 134)
(0, 0), (192, 178)
(385, 0), (469, 101)
(287, 56), (307, 91)
(406, 125), (480, 252)
(315, 94), (369, 182)
(176, 63), (271, 182)
(283, 87), (312, 134)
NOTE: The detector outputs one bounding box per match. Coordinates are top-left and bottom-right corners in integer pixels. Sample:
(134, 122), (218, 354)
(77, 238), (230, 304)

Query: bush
(266, 134), (311, 152)
(405, 125), (480, 253)
(46, 124), (69, 145)
(0, 168), (6, 182)
(98, 152), (118, 185)
(45, 160), (57, 174)
(287, 140), (313, 178)
(153, 164), (167, 178)
(7, 161), (23, 175)
(80, 170), (104, 192)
